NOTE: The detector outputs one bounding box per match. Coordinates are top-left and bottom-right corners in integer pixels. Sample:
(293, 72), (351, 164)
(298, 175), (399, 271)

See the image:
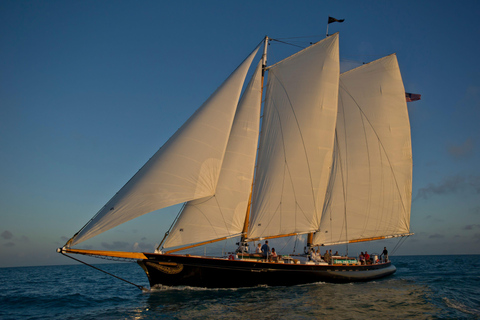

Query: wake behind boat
(58, 32), (417, 289)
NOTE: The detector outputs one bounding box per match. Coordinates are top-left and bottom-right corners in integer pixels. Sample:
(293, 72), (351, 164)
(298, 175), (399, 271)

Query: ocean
(1, 255), (479, 319)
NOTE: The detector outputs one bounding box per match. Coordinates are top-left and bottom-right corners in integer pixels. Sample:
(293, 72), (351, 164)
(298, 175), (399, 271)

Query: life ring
(228, 254), (235, 260)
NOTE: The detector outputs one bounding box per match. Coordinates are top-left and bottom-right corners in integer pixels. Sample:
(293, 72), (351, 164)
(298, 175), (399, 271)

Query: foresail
(68, 48), (259, 247)
(314, 54), (412, 246)
(163, 61), (263, 249)
(248, 34), (340, 240)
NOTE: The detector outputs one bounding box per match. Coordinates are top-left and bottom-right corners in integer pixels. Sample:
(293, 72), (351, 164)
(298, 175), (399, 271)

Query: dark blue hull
(138, 253), (396, 288)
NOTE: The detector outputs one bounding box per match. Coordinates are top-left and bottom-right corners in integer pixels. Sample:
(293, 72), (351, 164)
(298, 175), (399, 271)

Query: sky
(1, 0), (479, 268)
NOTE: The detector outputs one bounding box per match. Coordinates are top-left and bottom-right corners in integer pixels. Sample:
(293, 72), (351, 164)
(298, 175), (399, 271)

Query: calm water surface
(0, 255), (479, 319)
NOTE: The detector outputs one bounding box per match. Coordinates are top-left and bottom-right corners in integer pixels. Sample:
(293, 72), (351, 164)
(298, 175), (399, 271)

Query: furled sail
(163, 61), (263, 249)
(314, 54), (412, 246)
(67, 48), (259, 247)
(248, 34), (340, 239)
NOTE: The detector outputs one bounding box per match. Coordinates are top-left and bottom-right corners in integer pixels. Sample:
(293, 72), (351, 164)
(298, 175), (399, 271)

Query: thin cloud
(424, 215), (444, 223)
(447, 138), (474, 160)
(463, 224), (480, 230)
(429, 233), (444, 239)
(415, 174), (480, 200)
(1, 230), (13, 240)
(101, 241), (130, 250)
(133, 242), (154, 252)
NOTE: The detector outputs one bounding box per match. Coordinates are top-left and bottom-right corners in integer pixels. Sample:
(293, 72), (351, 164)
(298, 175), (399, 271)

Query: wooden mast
(238, 36), (268, 249)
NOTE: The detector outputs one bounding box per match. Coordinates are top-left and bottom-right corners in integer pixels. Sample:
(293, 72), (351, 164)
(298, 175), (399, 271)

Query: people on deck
(310, 249), (317, 261)
(334, 251), (339, 256)
(261, 241), (270, 260)
(324, 250), (331, 264)
(365, 251), (370, 264)
(381, 247), (389, 262)
(359, 252), (365, 265)
(255, 243), (262, 254)
(271, 248), (278, 262)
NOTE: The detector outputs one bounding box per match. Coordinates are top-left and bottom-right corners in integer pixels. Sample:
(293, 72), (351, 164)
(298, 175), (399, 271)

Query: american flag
(405, 92), (421, 102)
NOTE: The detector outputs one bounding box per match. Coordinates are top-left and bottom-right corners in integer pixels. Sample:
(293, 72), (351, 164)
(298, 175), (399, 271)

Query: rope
(270, 38), (305, 49)
(61, 252), (149, 292)
(391, 235), (409, 255)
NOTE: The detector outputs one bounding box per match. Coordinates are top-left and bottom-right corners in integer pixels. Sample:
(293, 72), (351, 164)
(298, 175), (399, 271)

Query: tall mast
(238, 36), (268, 250)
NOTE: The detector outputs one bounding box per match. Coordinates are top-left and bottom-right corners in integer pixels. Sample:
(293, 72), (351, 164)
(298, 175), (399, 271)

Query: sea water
(0, 255), (479, 319)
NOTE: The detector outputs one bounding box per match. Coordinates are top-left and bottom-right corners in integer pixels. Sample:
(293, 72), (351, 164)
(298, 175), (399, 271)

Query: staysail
(248, 34), (340, 240)
(314, 54), (412, 246)
(67, 48), (259, 247)
(163, 61), (263, 249)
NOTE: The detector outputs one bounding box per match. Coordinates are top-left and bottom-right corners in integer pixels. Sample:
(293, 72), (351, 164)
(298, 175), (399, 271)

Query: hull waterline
(138, 253), (396, 288)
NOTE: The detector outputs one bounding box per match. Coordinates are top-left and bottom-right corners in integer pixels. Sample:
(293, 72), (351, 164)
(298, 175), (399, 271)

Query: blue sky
(1, 1), (479, 267)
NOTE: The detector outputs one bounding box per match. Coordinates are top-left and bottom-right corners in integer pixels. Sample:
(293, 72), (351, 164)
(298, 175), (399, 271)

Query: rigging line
(274, 34), (325, 40)
(391, 235), (409, 255)
(60, 252), (149, 292)
(278, 234), (294, 253)
(157, 202), (186, 250)
(269, 38), (306, 49)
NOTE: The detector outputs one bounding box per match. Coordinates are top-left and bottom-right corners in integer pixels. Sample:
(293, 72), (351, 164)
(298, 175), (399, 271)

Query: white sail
(68, 48), (259, 246)
(314, 54), (412, 246)
(163, 61), (263, 249)
(248, 34), (340, 239)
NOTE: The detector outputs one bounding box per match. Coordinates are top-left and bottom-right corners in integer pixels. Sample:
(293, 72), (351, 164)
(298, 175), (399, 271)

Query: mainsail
(163, 61), (263, 249)
(68, 48), (259, 246)
(314, 54), (412, 246)
(248, 34), (340, 240)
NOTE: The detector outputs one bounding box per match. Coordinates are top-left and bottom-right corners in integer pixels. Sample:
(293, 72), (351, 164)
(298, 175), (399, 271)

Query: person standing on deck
(261, 241), (270, 260)
(381, 247), (389, 262)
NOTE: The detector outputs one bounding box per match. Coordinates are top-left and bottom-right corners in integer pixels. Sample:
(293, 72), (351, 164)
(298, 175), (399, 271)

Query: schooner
(58, 33), (415, 288)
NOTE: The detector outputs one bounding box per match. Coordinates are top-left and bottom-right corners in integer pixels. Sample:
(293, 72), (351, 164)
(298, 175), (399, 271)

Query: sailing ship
(58, 33), (416, 289)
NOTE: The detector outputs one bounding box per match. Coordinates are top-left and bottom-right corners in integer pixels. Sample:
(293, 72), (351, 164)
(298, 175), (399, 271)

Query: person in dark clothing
(261, 241), (270, 260)
(381, 247), (389, 262)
